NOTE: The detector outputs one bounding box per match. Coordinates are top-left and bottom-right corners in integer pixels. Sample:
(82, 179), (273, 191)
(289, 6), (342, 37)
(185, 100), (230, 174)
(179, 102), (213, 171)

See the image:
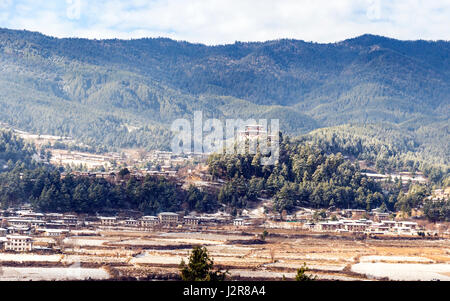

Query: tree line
(207, 136), (386, 213)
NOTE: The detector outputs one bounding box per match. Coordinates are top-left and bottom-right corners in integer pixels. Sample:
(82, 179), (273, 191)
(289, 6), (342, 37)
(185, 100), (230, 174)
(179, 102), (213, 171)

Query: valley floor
(0, 227), (449, 281)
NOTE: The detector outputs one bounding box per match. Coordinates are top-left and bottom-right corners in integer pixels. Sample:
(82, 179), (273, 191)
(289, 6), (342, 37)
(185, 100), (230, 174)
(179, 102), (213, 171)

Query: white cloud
(0, 0), (449, 44)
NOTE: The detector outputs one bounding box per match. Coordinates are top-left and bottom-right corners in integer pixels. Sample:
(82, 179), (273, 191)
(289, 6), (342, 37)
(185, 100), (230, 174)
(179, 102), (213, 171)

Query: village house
(373, 212), (390, 222)
(124, 219), (139, 227)
(345, 222), (368, 232)
(44, 213), (64, 221)
(392, 225), (414, 234)
(295, 212), (314, 222)
(43, 229), (69, 237)
(15, 208), (32, 217)
(236, 216), (253, 226)
(62, 215), (78, 226)
(29, 219), (46, 227)
(350, 209), (367, 219)
(158, 212), (179, 225)
(7, 226), (32, 235)
(196, 216), (221, 226)
(140, 216), (159, 227)
(369, 223), (390, 233)
(380, 220), (397, 229)
(397, 221), (418, 230)
(237, 125), (276, 142)
(340, 209), (367, 219)
(302, 222), (316, 230)
(99, 217), (118, 226)
(21, 212), (45, 220)
(183, 216), (199, 227)
(3, 235), (33, 252)
(233, 218), (245, 226)
(44, 222), (67, 229)
(5, 216), (47, 228)
(316, 221), (343, 231)
(391, 222), (421, 235)
(340, 219), (356, 226)
(7, 218), (32, 227)
(357, 219), (374, 226)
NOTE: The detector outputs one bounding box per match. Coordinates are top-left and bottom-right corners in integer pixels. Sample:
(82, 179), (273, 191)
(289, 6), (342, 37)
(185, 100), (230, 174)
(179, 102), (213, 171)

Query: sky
(0, 0), (448, 45)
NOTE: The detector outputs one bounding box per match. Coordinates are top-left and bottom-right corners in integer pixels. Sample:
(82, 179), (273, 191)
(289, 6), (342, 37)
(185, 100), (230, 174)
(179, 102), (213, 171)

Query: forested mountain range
(0, 28), (448, 167)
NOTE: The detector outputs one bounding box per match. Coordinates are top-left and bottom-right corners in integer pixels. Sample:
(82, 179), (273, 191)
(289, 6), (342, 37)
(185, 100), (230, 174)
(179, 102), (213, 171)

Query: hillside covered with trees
(206, 135), (448, 220)
(207, 136), (387, 213)
(0, 129), (216, 214)
(0, 129), (447, 221)
(0, 28), (448, 167)
(300, 123), (449, 184)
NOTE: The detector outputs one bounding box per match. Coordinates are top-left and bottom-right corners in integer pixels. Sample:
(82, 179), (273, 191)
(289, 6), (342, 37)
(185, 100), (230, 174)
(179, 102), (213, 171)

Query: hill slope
(0, 28), (448, 156)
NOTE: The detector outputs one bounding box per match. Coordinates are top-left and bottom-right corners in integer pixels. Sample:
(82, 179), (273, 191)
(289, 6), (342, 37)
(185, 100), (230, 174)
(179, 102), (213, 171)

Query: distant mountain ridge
(0, 28), (448, 154)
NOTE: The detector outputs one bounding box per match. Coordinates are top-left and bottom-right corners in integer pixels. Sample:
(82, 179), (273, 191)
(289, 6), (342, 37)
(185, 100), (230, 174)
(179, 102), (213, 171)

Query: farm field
(1, 227), (449, 281)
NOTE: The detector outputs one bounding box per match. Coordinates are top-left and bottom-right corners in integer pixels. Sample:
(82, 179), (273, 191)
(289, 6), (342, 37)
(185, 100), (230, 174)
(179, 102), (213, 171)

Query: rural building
(63, 215), (78, 226)
(21, 212), (45, 219)
(124, 219), (139, 227)
(140, 216), (159, 227)
(302, 222), (316, 230)
(380, 220), (397, 229)
(237, 125), (276, 142)
(7, 226), (32, 235)
(29, 220), (46, 227)
(44, 229), (69, 237)
(370, 223), (390, 232)
(373, 212), (390, 221)
(233, 218), (245, 226)
(397, 221), (418, 230)
(340, 209), (367, 219)
(4, 235), (33, 252)
(317, 221), (343, 231)
(7, 219), (31, 227)
(158, 212), (179, 225)
(99, 217), (118, 226)
(45, 222), (67, 229)
(183, 216), (199, 226)
(345, 222), (368, 232)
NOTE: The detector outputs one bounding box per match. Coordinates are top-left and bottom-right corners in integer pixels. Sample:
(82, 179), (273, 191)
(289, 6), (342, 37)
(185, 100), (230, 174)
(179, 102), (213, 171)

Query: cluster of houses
(325, 210), (424, 235)
(260, 208), (431, 236)
(98, 211), (243, 229)
(362, 171), (428, 184)
(98, 212), (199, 228)
(146, 151), (207, 170)
(0, 203), (441, 253)
(0, 206), (239, 252)
(305, 219), (421, 235)
(56, 149), (213, 181)
(50, 149), (119, 170)
(426, 188), (450, 201)
(50, 147), (209, 174)
(0, 207), (77, 252)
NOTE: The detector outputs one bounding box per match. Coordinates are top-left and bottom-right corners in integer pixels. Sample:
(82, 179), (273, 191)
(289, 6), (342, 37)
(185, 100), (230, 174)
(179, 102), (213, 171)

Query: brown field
(1, 227), (449, 281)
